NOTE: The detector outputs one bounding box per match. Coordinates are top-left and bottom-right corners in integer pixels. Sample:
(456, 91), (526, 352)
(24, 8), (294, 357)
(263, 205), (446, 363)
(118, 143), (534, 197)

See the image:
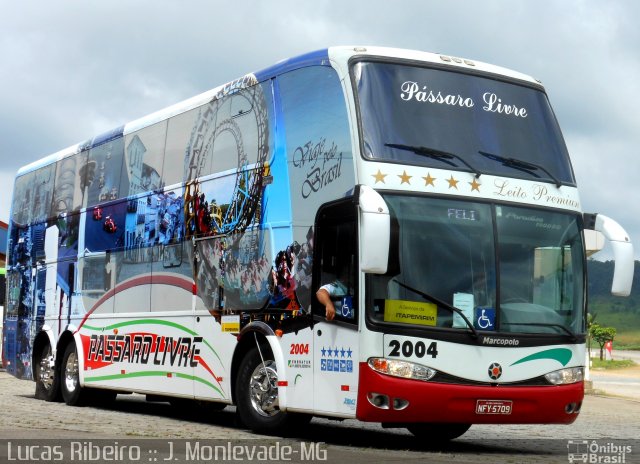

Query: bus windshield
(353, 61), (575, 186)
(366, 194), (586, 336)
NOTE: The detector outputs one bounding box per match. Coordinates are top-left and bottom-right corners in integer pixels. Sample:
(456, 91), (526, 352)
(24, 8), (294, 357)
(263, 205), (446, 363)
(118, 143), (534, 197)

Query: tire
(34, 343), (61, 402)
(235, 345), (302, 433)
(407, 423), (471, 441)
(60, 342), (90, 406)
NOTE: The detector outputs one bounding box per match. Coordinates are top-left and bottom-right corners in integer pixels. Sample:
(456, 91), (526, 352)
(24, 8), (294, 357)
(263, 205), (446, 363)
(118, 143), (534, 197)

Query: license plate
(475, 399), (513, 415)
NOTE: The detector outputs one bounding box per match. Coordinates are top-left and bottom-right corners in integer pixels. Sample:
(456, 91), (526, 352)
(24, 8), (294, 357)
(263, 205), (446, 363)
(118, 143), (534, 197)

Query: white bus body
(3, 47), (633, 440)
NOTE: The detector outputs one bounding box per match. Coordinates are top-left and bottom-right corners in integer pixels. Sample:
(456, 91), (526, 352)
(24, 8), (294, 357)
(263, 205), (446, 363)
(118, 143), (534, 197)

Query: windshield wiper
(386, 144), (482, 179)
(391, 279), (479, 339)
(501, 322), (577, 342)
(478, 150), (562, 188)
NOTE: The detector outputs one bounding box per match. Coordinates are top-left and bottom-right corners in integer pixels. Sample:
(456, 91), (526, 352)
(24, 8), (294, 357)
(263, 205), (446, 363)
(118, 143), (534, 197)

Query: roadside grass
(588, 308), (640, 350)
(590, 358), (636, 370)
(612, 330), (640, 350)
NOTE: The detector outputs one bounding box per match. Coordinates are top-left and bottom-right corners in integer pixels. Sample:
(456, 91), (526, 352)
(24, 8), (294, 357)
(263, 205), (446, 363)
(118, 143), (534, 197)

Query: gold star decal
(447, 175), (459, 189)
(398, 170), (412, 184)
(469, 178), (481, 192)
(423, 173), (436, 187)
(372, 169), (387, 184)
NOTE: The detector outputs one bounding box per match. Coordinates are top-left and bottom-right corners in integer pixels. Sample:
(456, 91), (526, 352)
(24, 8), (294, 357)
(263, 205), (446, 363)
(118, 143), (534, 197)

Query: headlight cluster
(368, 358), (436, 381)
(545, 367), (584, 385)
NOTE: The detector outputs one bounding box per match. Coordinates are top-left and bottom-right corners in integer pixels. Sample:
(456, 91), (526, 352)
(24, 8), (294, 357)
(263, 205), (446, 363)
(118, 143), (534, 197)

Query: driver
(316, 279), (349, 321)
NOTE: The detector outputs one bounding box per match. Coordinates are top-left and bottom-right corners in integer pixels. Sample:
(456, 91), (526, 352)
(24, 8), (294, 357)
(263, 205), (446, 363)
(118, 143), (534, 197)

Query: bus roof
(15, 46), (540, 178)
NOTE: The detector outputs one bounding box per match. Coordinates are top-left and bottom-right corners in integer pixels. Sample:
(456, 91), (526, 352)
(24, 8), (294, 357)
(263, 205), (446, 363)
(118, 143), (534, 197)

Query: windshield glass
(366, 194), (585, 336)
(353, 61), (575, 185)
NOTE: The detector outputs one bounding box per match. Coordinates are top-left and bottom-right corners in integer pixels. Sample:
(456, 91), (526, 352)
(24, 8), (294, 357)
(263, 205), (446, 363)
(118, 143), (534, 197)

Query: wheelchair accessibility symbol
(475, 307), (496, 330)
(341, 296), (354, 319)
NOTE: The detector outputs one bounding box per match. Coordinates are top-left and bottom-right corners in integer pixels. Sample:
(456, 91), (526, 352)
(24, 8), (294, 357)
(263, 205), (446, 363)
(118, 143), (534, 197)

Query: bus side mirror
(586, 213), (634, 297)
(357, 185), (389, 274)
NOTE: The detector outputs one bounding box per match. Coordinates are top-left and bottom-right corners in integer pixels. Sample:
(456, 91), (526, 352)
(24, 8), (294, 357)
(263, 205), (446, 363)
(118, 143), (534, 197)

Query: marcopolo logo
(482, 336), (520, 346)
(487, 362), (503, 381)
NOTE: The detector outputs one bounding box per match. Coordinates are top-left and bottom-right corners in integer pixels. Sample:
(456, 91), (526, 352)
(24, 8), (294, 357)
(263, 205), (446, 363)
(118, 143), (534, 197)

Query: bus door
(312, 199), (359, 416)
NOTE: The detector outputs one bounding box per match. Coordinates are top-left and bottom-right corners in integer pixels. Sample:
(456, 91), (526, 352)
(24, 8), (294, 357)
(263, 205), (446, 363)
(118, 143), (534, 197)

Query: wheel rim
(38, 350), (56, 391)
(248, 360), (279, 417)
(64, 350), (79, 394)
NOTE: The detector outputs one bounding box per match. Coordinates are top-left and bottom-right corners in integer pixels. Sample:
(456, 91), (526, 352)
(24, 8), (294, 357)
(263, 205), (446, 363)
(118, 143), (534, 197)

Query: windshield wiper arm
(478, 150), (562, 188)
(501, 322), (577, 341)
(391, 279), (479, 339)
(386, 143), (482, 179)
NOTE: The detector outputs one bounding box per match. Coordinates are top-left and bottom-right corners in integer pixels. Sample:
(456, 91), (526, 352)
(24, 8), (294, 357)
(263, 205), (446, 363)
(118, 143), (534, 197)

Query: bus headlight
(545, 367), (584, 385)
(368, 358), (436, 381)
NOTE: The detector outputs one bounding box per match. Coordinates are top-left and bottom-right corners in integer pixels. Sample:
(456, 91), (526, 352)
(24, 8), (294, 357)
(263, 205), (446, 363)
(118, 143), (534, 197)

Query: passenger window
(83, 136), (126, 208)
(51, 151), (87, 217)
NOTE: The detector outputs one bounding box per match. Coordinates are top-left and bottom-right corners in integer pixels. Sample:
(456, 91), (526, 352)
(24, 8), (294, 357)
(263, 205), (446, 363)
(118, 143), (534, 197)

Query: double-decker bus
(3, 46), (634, 440)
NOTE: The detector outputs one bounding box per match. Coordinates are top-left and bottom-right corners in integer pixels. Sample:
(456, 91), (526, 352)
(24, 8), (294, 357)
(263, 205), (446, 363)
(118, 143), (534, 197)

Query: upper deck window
(353, 61), (575, 186)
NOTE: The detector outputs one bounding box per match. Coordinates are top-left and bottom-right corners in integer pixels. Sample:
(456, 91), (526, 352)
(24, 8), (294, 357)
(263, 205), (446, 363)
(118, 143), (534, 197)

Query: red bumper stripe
(356, 362), (583, 425)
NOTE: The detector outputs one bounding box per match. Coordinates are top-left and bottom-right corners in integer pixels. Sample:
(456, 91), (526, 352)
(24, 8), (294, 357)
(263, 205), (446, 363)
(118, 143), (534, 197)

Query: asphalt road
(612, 349), (640, 363)
(588, 349), (640, 400)
(0, 371), (638, 464)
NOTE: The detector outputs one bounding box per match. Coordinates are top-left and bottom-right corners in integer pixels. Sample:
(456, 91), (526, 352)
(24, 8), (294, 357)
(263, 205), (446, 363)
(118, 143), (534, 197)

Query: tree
(589, 323), (616, 361)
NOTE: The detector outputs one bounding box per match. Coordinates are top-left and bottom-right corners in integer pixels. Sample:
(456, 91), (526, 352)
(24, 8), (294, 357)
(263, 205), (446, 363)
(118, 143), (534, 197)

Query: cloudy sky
(1, 1), (639, 259)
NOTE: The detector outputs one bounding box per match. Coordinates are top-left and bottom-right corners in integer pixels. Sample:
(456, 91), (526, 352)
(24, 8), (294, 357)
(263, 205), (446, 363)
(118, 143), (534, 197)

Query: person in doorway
(316, 279), (349, 321)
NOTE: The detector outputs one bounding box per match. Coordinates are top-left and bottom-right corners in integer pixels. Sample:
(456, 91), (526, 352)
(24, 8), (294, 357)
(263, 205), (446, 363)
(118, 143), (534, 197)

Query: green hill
(587, 260), (640, 349)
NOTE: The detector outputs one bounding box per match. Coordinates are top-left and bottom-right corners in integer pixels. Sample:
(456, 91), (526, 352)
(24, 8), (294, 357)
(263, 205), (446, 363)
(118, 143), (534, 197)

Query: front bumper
(356, 362), (583, 424)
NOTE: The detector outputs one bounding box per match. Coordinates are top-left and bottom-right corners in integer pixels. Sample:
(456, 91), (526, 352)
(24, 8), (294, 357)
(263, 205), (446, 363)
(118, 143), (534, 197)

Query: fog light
(574, 401), (582, 414)
(392, 398), (409, 410)
(565, 402), (576, 414)
(367, 392), (389, 409)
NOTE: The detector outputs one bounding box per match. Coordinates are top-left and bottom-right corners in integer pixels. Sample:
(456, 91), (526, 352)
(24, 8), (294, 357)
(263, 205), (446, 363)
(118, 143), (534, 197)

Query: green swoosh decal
(84, 370), (224, 397)
(511, 348), (572, 367)
(82, 319), (222, 363)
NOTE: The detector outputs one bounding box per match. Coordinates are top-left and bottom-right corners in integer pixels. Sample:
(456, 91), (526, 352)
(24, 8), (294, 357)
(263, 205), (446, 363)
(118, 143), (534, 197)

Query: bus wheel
(406, 423), (471, 441)
(34, 343), (60, 402)
(236, 345), (289, 432)
(60, 342), (89, 406)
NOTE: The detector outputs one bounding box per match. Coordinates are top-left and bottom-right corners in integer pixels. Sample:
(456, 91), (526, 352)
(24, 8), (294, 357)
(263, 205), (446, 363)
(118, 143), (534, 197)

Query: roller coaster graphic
(183, 75), (271, 312)
(184, 74), (269, 237)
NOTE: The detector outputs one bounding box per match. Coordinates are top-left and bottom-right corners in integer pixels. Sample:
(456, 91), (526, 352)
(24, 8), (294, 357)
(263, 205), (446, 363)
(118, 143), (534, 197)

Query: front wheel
(407, 423), (471, 441)
(60, 342), (90, 406)
(34, 343), (60, 402)
(235, 345), (309, 433)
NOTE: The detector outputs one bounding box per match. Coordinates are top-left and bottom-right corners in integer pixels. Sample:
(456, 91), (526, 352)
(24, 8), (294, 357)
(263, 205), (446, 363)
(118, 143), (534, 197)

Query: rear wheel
(60, 342), (90, 406)
(34, 343), (60, 402)
(407, 423), (471, 441)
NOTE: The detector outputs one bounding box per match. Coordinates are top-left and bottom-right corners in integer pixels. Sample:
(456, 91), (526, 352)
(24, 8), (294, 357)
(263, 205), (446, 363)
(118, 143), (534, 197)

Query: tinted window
(354, 62), (574, 185)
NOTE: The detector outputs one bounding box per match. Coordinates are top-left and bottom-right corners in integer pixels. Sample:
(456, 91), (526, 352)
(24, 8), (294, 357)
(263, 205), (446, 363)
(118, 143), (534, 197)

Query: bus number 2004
(388, 340), (438, 358)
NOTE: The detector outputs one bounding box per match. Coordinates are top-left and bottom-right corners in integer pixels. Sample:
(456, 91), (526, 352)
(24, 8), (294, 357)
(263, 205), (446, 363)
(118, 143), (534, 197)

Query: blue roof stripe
(254, 48), (330, 82)
(90, 124), (125, 149)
